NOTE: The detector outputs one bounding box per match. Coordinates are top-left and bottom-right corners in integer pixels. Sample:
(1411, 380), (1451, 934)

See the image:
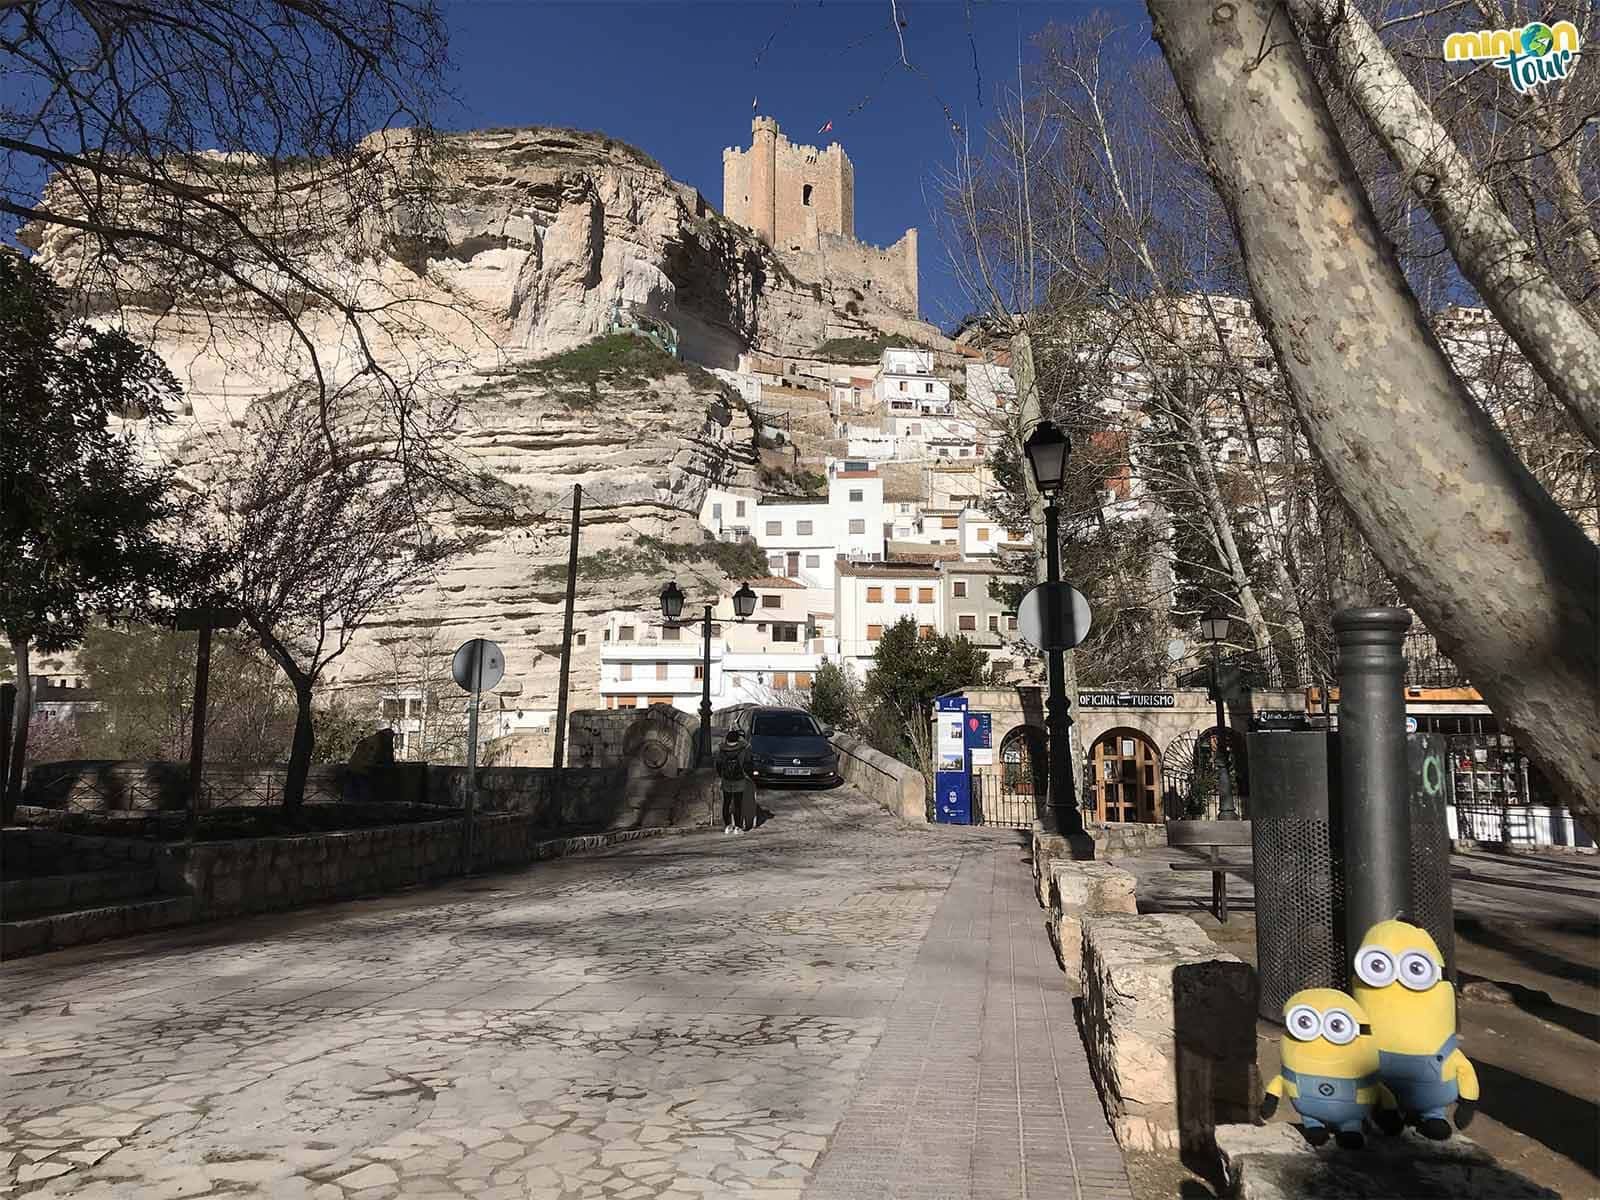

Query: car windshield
(752, 712), (819, 738)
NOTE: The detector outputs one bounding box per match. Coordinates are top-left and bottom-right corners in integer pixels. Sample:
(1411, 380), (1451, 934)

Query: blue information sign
(934, 696), (970, 824)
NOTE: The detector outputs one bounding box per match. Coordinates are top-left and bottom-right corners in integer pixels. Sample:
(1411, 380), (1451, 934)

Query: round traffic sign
(1017, 583), (1092, 652)
(452, 638), (505, 693)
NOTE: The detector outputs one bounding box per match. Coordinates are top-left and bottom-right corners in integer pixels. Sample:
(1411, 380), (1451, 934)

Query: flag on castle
(752, 97), (758, 111)
(818, 120), (833, 134)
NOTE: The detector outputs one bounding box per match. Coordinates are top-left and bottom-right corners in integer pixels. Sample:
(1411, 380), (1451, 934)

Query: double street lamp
(1201, 606), (1239, 820)
(660, 579), (758, 766)
(1022, 419), (1085, 840)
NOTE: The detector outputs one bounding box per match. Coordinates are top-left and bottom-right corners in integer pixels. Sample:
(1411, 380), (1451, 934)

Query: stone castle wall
(723, 117), (916, 316)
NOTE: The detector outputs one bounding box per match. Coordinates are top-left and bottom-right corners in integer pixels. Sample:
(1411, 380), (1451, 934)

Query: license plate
(780, 766), (813, 775)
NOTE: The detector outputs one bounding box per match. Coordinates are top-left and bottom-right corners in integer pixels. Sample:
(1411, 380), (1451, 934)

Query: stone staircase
(0, 829), (194, 958)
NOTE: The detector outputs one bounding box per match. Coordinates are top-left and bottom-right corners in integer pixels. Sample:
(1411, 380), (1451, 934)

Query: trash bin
(1247, 731), (1455, 1020)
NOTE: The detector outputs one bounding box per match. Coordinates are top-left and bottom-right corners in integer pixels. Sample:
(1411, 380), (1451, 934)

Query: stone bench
(1213, 1123), (1557, 1199)
(1046, 860), (1138, 980)
(1081, 912), (1258, 1151)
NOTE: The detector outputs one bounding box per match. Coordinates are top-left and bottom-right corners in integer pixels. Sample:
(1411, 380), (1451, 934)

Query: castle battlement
(722, 115), (917, 314)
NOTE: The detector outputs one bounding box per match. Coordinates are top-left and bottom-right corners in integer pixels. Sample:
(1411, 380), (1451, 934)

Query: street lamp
(1201, 606), (1239, 820)
(1022, 419), (1084, 840)
(661, 580), (759, 766)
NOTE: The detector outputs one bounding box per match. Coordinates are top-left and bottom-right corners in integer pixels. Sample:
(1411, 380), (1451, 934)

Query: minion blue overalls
(1278, 1066), (1376, 1135)
(1379, 1033), (1461, 1122)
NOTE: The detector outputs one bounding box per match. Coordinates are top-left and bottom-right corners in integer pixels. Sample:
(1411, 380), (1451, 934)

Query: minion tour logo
(1444, 20), (1580, 93)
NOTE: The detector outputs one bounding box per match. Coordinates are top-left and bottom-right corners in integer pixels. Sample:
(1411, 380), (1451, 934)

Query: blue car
(730, 706), (840, 786)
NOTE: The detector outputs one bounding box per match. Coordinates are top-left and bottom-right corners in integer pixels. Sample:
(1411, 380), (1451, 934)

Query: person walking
(716, 728), (752, 835)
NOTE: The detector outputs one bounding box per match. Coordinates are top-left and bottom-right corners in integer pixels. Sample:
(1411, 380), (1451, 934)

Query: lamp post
(1201, 606), (1238, 820)
(661, 579), (757, 766)
(1022, 419), (1084, 839)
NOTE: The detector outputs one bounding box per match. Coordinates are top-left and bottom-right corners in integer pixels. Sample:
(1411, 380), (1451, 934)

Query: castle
(723, 116), (919, 315)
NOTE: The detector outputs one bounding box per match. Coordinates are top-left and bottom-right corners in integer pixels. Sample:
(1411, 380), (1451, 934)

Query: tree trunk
(6, 636), (31, 818)
(1287, 0), (1600, 449)
(284, 681), (315, 816)
(1146, 0), (1600, 826)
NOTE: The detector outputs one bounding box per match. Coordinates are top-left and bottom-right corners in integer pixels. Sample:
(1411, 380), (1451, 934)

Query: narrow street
(0, 787), (1130, 1200)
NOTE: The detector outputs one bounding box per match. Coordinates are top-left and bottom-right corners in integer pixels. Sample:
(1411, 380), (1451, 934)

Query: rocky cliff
(22, 125), (957, 728)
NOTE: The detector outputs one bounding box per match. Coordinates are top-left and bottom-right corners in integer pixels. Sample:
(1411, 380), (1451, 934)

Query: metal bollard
(1333, 607), (1413, 954)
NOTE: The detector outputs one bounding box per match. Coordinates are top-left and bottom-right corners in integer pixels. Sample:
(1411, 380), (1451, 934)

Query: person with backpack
(716, 727), (753, 834)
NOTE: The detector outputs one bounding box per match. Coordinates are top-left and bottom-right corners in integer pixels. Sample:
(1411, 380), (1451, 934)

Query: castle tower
(748, 116), (778, 246)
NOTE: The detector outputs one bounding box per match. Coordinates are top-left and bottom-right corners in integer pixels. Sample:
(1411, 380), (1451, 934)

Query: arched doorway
(1196, 726), (1250, 811)
(1088, 728), (1162, 823)
(974, 725), (1046, 828)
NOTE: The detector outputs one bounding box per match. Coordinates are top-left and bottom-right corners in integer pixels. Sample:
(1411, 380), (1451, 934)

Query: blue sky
(442, 0), (1153, 328)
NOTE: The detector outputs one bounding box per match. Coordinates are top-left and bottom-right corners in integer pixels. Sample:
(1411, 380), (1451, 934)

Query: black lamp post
(662, 579), (758, 766)
(1201, 606), (1238, 820)
(1022, 419), (1084, 840)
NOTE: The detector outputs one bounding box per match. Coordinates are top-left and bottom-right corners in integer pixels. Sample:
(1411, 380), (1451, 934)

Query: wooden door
(1090, 731), (1161, 822)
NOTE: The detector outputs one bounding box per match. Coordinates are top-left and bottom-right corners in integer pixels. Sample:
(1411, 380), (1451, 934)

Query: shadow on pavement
(1475, 1059), (1600, 1177)
(1455, 915), (1600, 988)
(1458, 970), (1600, 1045)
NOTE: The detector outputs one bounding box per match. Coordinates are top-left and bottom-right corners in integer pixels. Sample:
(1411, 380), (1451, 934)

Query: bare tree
(1145, 0), (1600, 822)
(2, 0), (462, 475)
(220, 395), (466, 810)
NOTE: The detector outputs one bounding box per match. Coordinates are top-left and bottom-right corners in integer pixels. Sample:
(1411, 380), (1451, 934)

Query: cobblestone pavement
(0, 786), (1131, 1199)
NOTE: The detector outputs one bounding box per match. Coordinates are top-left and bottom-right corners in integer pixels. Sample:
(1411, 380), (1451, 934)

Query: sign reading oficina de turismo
(1445, 19), (1580, 93)
(1079, 691), (1175, 709)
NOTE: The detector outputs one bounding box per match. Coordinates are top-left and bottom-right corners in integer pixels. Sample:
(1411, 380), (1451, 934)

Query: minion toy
(1261, 988), (1395, 1149)
(1351, 919), (1480, 1140)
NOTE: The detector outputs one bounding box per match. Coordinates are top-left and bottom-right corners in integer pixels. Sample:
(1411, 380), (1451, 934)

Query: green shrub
(812, 334), (933, 362)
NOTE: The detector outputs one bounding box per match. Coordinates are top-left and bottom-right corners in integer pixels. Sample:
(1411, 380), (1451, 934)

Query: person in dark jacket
(716, 728), (753, 834)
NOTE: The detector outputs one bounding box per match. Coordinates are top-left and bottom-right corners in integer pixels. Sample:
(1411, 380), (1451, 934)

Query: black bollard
(1333, 608), (1413, 953)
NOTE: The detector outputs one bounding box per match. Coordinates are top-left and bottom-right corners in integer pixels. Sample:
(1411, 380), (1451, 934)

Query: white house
(874, 347), (951, 421)
(834, 560), (945, 674)
(697, 459), (890, 593)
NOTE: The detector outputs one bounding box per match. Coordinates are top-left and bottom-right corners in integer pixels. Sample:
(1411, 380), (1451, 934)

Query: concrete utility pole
(551, 485), (582, 769)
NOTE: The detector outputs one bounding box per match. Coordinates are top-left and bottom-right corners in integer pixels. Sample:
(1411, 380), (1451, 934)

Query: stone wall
(1080, 913), (1259, 1152)
(817, 229), (918, 315)
(832, 734), (926, 823)
(423, 765), (626, 824)
(567, 705), (700, 770)
(1092, 822), (1171, 860)
(1045, 860), (1138, 980)
(22, 760), (348, 811)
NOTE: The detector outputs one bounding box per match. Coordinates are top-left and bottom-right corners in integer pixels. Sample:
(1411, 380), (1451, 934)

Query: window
(925, 382), (934, 394)
(761, 593), (782, 609)
(805, 554), (820, 568)
(766, 520), (782, 537)
(736, 500), (746, 517)
(959, 614), (976, 631)
(795, 672), (812, 689)
(988, 614), (1000, 632)
(648, 695), (672, 707)
(802, 184), (813, 206)
(773, 623), (799, 642)
(867, 586), (883, 603)
(662, 624), (680, 641)
(619, 664), (633, 681)
(849, 489), (863, 502)
(694, 664), (704, 680)
(656, 663), (669, 681)
(954, 580), (968, 598)
(604, 629), (611, 642)
(712, 502), (722, 519)
(1007, 615), (1018, 631)
(918, 587), (933, 603)
(849, 519), (866, 534)
(867, 624), (884, 641)
(618, 626), (635, 642)
(797, 520), (814, 536)
(768, 555), (783, 569)
(616, 695), (637, 709)
(919, 624), (935, 638)
(941, 516), (958, 529)
(753, 711), (821, 736)
(908, 423), (921, 435)
(576, 631), (588, 647)
(898, 380), (907, 392)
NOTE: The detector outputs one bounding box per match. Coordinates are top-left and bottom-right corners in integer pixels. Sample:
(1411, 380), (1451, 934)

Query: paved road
(0, 786), (1130, 1200)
